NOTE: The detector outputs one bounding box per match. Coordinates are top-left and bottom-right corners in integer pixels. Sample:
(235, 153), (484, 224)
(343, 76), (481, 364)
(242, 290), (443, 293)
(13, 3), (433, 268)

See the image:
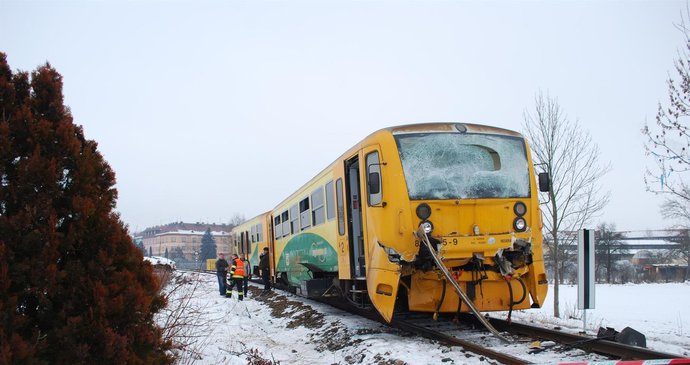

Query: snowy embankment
(157, 272), (690, 365)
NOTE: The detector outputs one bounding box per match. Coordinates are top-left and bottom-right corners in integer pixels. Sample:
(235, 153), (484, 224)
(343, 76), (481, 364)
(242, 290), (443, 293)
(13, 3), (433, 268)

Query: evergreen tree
(200, 228), (216, 262)
(0, 53), (172, 364)
(135, 240), (145, 255)
(169, 247), (185, 262)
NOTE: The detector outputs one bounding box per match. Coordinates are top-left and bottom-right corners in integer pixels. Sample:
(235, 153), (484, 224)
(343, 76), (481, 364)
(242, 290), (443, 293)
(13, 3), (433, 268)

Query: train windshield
(394, 133), (531, 200)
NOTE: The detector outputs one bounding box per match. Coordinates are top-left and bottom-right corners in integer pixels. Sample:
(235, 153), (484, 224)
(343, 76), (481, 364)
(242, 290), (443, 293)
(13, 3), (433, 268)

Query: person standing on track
(259, 247), (271, 292)
(226, 253), (245, 300)
(215, 253), (229, 296)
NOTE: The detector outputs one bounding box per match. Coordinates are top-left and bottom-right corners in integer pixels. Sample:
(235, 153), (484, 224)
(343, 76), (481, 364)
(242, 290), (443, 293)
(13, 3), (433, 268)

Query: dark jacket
(215, 258), (229, 274)
(259, 252), (269, 270)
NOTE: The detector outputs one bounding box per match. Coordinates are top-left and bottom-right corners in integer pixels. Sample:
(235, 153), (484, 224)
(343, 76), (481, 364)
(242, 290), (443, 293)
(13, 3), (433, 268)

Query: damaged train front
(371, 123), (550, 322)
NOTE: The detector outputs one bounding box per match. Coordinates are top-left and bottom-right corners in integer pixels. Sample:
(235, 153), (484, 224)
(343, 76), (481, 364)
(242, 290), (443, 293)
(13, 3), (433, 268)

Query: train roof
(232, 211), (271, 232)
(384, 122), (523, 137)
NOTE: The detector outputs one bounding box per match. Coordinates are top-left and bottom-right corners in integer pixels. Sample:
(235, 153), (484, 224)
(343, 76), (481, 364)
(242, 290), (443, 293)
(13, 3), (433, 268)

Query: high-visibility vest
(230, 258), (245, 278)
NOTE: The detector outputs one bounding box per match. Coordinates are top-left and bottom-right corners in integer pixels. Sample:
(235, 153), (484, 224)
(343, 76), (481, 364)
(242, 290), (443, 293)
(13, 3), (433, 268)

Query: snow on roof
(622, 239), (670, 246)
(155, 230), (230, 237)
(618, 229), (687, 239)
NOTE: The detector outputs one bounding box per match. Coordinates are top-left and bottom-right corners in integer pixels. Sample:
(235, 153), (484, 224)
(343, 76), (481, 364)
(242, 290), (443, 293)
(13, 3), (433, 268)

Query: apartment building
(140, 223), (234, 261)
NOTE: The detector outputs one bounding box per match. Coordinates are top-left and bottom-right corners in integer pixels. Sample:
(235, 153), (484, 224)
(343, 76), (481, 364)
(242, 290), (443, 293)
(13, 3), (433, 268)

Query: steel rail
(459, 314), (684, 360)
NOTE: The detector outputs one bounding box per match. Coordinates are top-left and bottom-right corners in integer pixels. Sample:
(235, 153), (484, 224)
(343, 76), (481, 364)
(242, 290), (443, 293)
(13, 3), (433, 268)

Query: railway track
(391, 313), (530, 364)
(471, 314), (684, 361)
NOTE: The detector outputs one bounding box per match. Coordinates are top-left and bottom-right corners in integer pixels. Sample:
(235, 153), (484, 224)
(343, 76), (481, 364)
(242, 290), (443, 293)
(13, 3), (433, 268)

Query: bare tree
(660, 200), (690, 281)
(229, 213), (246, 227)
(156, 272), (223, 364)
(595, 223), (627, 283)
(642, 13), (690, 202)
(523, 92), (611, 318)
(643, 11), (690, 282)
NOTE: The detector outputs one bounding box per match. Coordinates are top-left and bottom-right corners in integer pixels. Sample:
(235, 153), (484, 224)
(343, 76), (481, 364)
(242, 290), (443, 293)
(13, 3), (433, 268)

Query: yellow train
(231, 212), (271, 277)
(232, 123), (549, 323)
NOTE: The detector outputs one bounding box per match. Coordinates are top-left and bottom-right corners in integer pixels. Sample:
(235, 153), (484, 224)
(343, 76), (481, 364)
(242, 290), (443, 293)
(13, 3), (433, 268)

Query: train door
(345, 155), (365, 278)
(267, 214), (276, 284)
(361, 144), (401, 323)
(335, 177), (352, 279)
(239, 233), (244, 255)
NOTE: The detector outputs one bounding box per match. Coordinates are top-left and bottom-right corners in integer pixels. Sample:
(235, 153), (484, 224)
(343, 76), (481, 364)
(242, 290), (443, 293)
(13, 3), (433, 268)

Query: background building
(138, 222), (234, 269)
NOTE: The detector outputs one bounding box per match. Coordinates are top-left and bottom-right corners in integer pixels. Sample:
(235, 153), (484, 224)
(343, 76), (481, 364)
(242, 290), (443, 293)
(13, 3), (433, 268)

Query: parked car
(144, 256), (176, 271)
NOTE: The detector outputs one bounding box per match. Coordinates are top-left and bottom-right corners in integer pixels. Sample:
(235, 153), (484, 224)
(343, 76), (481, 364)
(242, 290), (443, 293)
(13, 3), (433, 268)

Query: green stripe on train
(275, 232), (339, 287)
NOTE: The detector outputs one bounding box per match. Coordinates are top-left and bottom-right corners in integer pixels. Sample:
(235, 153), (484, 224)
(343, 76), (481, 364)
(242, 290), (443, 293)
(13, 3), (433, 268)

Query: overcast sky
(1, 0), (686, 233)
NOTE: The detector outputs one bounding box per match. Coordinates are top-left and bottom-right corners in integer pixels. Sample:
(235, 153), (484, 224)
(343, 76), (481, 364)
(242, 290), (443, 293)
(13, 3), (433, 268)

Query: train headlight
(513, 202), (527, 216)
(513, 217), (527, 232)
(416, 203), (432, 220)
(420, 221), (434, 234)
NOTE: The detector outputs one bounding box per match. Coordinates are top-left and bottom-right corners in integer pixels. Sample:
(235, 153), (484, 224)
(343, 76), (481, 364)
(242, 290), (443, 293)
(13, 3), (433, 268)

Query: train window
(281, 210), (289, 237)
(258, 223), (263, 242)
(274, 215), (282, 238)
(325, 180), (335, 221)
(311, 187), (325, 226)
(336, 178), (345, 235)
(366, 151), (382, 206)
(394, 133), (529, 199)
(250, 225), (255, 243)
(299, 198), (311, 230)
(290, 204), (298, 234)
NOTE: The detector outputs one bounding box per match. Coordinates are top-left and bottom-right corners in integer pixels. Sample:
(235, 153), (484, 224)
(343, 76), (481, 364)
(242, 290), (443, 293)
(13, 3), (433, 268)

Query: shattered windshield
(394, 133), (530, 200)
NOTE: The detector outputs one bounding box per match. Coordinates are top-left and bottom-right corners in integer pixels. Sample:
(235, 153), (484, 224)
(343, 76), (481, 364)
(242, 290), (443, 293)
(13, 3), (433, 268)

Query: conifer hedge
(0, 52), (172, 364)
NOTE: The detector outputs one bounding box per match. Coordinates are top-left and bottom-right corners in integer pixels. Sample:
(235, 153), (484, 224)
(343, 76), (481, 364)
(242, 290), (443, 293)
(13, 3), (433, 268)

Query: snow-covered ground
(157, 272), (690, 364)
(509, 282), (690, 357)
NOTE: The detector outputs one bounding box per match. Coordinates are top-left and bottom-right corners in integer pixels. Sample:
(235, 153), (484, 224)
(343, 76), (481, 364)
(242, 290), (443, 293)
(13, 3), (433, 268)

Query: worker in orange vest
(225, 253), (245, 301)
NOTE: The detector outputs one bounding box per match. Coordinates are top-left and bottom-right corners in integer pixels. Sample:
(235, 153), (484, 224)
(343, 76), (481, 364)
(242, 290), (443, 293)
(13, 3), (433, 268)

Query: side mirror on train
(368, 172), (381, 194)
(538, 172), (550, 192)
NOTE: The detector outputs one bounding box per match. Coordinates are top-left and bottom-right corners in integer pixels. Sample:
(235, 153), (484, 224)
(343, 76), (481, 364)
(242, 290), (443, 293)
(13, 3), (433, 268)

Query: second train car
(231, 123), (549, 322)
